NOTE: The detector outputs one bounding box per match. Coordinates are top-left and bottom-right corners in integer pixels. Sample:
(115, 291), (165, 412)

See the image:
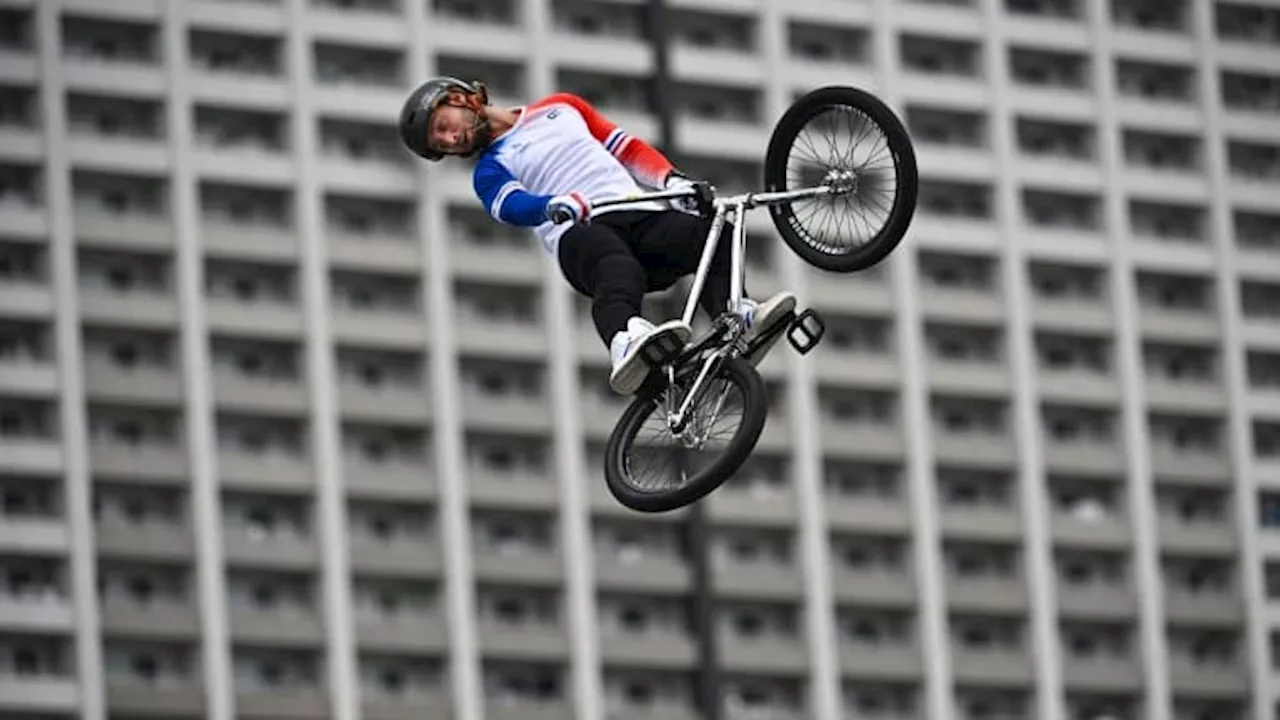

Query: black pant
(557, 210), (738, 347)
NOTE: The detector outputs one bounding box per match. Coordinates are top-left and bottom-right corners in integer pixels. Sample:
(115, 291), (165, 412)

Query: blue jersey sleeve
(473, 155), (552, 227)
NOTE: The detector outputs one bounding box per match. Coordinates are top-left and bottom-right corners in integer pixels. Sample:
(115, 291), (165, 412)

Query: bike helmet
(398, 76), (491, 161)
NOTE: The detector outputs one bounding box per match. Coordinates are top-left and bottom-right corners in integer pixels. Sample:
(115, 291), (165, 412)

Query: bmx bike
(577, 85), (918, 513)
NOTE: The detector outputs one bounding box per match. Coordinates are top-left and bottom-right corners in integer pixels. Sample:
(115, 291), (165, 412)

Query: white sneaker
(738, 291), (797, 364)
(609, 317), (693, 395)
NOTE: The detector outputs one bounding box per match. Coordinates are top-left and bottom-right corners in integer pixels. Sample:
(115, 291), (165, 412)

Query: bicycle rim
(783, 102), (901, 256)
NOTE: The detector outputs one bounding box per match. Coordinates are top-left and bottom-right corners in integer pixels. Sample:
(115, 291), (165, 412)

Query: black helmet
(398, 76), (489, 161)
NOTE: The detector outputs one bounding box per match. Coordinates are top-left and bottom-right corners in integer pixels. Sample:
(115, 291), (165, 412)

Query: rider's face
(428, 105), (474, 156)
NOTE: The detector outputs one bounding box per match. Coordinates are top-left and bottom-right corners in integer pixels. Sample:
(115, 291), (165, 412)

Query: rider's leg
(623, 210), (736, 318)
(627, 211), (797, 351)
(557, 218), (692, 394)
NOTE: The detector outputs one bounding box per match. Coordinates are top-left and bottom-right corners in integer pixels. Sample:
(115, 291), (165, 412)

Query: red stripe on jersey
(529, 93), (675, 188)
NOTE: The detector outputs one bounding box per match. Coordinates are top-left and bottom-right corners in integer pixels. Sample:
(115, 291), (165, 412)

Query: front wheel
(604, 356), (768, 513)
(763, 85), (919, 274)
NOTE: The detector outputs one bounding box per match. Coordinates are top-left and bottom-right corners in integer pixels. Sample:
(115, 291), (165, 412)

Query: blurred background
(1, 0), (1279, 719)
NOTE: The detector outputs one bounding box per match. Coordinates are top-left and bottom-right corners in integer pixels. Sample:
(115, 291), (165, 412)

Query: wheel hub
(825, 168), (858, 194)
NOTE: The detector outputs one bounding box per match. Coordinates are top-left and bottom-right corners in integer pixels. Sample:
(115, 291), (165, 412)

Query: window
(1265, 561), (1280, 599)
(72, 170), (166, 217)
(0, 163), (40, 209)
(821, 388), (896, 424)
(216, 414), (304, 459)
(190, 28), (282, 75)
(1227, 139), (1280, 180)
(331, 270), (419, 313)
(1242, 280), (1280, 319)
(1116, 59), (1195, 102)
(67, 93), (164, 140)
(788, 21), (870, 64)
(474, 510), (554, 556)
(1062, 622), (1131, 659)
(325, 194), (414, 238)
(484, 661), (563, 704)
(900, 35), (981, 77)
(1111, 0), (1188, 33)
(1149, 414), (1222, 455)
(1216, 2), (1280, 46)
(918, 181), (993, 219)
(1235, 210), (1280, 250)
(194, 104), (286, 151)
(200, 182), (291, 227)
(1261, 492), (1280, 529)
(1135, 271), (1213, 312)
(833, 534), (906, 574)
(1130, 200), (1205, 242)
(1009, 47), (1089, 89)
(674, 82), (760, 124)
(921, 251), (998, 291)
(1123, 130), (1201, 172)
(823, 314), (891, 354)
(433, 0), (519, 25)
(1036, 332), (1110, 373)
(1041, 406), (1115, 445)
(211, 337), (299, 382)
(938, 469), (1012, 508)
(234, 649), (319, 690)
(1050, 476), (1120, 522)
(1023, 189), (1101, 230)
(61, 14), (159, 64)
(1006, 0), (1079, 19)
(945, 542), (1018, 579)
(838, 607), (911, 646)
(827, 462), (900, 500)
(1248, 351), (1280, 389)
(1017, 117), (1094, 159)
(1143, 342), (1216, 383)
(1056, 549), (1127, 589)
(461, 359), (543, 400)
(669, 8), (756, 52)
(313, 41), (404, 87)
(933, 396), (1006, 436)
(926, 323), (1002, 363)
(908, 106), (988, 148)
(952, 615), (1023, 652)
(1255, 421), (1280, 457)
(0, 9), (34, 52)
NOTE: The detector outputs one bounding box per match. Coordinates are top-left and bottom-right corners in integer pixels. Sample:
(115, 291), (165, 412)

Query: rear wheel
(763, 85), (918, 274)
(604, 356), (767, 513)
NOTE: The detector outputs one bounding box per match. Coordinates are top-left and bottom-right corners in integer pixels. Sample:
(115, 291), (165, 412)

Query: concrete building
(0, 0), (1278, 719)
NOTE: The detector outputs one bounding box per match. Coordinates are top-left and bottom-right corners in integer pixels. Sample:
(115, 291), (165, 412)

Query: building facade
(0, 0), (1278, 719)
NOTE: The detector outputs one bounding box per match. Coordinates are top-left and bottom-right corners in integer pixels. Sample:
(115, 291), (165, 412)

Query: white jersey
(471, 93), (674, 256)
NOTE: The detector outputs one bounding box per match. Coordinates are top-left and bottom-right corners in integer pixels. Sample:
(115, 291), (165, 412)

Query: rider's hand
(664, 171), (701, 214)
(546, 192), (591, 225)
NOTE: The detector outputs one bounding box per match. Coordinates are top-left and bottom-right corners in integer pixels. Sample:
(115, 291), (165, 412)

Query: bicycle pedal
(787, 308), (825, 355)
(640, 332), (685, 367)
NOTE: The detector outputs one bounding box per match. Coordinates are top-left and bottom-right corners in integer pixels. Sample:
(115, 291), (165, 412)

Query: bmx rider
(397, 76), (797, 395)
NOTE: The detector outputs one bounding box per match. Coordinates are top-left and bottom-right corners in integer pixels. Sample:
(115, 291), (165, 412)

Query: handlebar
(548, 182), (841, 224)
(549, 184), (714, 225)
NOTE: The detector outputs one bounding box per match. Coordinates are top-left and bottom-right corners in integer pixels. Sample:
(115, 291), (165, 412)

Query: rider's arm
(473, 154), (554, 227)
(547, 92), (677, 188)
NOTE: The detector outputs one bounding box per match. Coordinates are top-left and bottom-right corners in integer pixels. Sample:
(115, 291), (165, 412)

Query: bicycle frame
(590, 183), (838, 328)
(588, 182), (841, 433)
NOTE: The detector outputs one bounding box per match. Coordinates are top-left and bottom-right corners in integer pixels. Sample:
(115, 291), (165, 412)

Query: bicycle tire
(763, 85), (918, 274)
(604, 356), (768, 513)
